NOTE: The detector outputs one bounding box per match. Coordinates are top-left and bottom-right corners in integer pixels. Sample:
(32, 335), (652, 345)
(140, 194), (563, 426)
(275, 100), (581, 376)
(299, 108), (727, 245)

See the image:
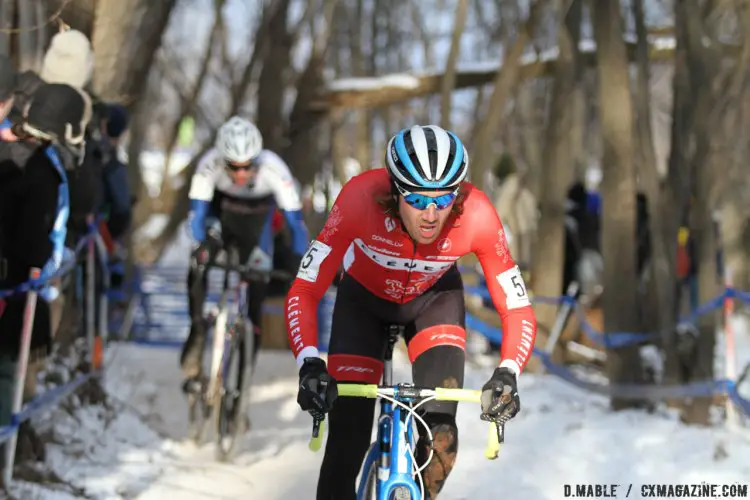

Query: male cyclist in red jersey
(286, 125), (537, 499)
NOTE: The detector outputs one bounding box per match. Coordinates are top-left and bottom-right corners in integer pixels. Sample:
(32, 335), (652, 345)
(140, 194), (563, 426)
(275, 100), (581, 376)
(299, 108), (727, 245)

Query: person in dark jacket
(0, 82), (91, 441)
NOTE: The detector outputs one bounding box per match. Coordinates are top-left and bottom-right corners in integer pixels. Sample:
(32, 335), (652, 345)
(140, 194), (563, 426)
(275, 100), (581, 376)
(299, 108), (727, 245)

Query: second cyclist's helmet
(216, 116), (263, 164)
(385, 125), (469, 192)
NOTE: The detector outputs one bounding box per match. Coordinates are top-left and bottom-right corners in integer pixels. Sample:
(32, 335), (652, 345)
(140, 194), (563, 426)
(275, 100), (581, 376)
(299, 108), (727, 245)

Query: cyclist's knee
(327, 353), (384, 384)
(407, 324), (466, 363)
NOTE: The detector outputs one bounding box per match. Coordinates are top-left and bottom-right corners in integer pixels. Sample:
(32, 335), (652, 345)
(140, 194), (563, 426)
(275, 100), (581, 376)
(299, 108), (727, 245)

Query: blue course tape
(0, 371), (100, 445)
(0, 228), (94, 299)
(463, 283), (739, 349)
(466, 311), (750, 411)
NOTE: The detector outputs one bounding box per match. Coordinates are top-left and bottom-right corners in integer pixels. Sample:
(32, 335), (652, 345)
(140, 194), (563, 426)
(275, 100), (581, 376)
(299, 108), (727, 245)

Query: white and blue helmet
(216, 116), (263, 164)
(385, 125), (469, 192)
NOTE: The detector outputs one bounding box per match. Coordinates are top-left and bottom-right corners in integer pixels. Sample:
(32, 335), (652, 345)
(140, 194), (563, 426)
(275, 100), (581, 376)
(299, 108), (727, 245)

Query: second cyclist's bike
(185, 239), (289, 461)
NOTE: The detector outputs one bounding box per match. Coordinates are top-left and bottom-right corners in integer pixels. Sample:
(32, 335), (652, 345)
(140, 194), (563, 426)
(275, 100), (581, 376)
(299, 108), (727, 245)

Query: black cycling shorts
(327, 265), (467, 416)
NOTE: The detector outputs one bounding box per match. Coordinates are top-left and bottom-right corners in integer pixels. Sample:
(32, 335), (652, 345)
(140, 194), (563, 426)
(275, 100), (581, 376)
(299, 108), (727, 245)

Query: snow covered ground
(8, 226), (750, 499)
(10, 342), (750, 499)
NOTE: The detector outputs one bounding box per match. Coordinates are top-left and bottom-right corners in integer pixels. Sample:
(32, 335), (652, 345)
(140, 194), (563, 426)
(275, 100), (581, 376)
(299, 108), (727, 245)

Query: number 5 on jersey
(496, 266), (531, 309)
(297, 240), (332, 283)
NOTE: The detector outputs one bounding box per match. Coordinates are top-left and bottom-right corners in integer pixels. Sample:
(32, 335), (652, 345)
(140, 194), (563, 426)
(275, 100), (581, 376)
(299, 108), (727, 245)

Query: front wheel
(215, 321), (252, 462)
(362, 461), (378, 500)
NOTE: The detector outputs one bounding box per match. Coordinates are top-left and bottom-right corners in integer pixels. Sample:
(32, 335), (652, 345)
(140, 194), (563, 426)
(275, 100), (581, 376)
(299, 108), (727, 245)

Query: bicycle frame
(356, 394), (422, 500)
(207, 254), (250, 403)
(309, 325), (503, 500)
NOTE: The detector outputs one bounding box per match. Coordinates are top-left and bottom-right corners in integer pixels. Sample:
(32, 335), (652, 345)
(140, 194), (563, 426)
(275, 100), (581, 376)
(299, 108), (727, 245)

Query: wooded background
(2, 0), (749, 425)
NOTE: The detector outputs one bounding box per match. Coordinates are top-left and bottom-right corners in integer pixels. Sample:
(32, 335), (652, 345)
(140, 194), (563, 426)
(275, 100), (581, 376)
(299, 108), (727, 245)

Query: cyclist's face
(226, 160), (258, 185)
(398, 189), (455, 245)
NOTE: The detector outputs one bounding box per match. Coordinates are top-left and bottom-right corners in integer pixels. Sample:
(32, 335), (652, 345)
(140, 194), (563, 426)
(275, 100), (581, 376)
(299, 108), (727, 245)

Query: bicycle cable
(377, 392), (440, 499)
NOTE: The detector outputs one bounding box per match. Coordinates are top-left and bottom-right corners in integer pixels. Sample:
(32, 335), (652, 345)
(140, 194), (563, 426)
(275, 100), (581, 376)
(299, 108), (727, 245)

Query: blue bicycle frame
(307, 325), (504, 500)
(356, 389), (423, 500)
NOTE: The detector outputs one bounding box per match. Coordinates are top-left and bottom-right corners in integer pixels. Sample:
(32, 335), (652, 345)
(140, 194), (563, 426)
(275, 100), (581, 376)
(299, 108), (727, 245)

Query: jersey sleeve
(261, 151), (303, 211)
(286, 176), (362, 367)
(469, 190), (537, 378)
(188, 150), (219, 202)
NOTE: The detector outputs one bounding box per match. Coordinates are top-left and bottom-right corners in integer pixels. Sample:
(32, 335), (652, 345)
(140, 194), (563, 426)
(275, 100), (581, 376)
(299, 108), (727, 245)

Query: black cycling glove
(297, 357), (338, 420)
(480, 366), (520, 424)
(190, 236), (221, 270)
(190, 244), (210, 269)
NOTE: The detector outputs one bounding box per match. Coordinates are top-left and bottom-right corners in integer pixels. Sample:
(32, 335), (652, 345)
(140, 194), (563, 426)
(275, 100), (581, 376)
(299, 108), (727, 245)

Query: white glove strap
(499, 359), (520, 381)
(296, 346), (321, 369)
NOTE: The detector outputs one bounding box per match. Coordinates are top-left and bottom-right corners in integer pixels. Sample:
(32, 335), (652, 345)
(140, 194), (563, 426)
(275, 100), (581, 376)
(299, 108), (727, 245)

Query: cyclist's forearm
(188, 199), (210, 243)
(286, 290), (323, 367)
(498, 309), (536, 376)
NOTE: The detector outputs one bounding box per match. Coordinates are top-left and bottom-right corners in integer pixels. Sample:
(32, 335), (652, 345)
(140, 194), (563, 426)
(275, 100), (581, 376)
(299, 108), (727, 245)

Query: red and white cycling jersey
(286, 169), (537, 376)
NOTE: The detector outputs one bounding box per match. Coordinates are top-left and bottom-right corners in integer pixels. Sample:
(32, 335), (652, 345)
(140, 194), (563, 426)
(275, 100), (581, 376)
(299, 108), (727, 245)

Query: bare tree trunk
(46, 0), (96, 37)
(592, 0), (643, 409)
(679, 0), (750, 425)
(351, 0), (370, 171)
(33, 0), (44, 69)
(633, 0), (674, 339)
(16, 0), (37, 71)
(469, 85), (486, 141)
(517, 82), (544, 198)
(0, 0), (13, 56)
(330, 110), (349, 182)
(659, 1), (694, 400)
(717, 4), (750, 293)
(470, 0), (542, 189)
(283, 0), (339, 187)
(439, 0), (469, 129)
(158, 0), (223, 197)
(256, 0), (291, 153)
(530, 0), (582, 345)
(92, 0), (178, 102)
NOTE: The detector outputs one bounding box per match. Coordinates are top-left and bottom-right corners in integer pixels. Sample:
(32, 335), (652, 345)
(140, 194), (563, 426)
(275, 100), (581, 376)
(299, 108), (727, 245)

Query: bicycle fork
(218, 283), (250, 402)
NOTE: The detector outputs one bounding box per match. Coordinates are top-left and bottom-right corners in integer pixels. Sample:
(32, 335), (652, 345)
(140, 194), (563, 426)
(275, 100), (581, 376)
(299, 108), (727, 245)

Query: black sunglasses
(225, 160), (259, 172)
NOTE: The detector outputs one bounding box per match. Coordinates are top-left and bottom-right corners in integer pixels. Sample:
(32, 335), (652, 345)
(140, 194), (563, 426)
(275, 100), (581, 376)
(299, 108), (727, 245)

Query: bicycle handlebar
(308, 383), (505, 460)
(338, 384), (483, 403)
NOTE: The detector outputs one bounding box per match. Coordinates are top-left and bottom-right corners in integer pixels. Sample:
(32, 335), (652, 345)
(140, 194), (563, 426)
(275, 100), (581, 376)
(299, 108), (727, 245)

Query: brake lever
(309, 415), (326, 452)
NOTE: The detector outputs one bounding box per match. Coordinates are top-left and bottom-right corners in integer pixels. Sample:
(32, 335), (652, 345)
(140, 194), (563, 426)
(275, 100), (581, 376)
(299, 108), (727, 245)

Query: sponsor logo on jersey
(369, 245), (401, 256)
(371, 234), (404, 247)
(355, 239), (453, 273)
(515, 319), (535, 367)
(384, 217), (397, 232)
(423, 255), (460, 261)
(437, 238), (451, 252)
(287, 296), (304, 350)
(336, 365), (374, 374)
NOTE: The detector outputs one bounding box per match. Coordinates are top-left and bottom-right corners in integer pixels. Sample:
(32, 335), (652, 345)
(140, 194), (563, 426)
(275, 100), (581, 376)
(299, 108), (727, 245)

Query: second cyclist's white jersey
(188, 148), (302, 211)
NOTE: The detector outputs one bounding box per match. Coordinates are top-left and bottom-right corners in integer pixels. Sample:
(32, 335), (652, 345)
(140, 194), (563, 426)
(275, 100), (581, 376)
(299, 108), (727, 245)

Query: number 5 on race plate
(297, 240), (332, 283)
(496, 265), (531, 310)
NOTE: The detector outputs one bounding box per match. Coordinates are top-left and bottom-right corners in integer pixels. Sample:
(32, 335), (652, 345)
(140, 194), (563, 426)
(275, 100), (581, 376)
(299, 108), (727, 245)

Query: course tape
(464, 281), (746, 349)
(466, 305), (750, 415)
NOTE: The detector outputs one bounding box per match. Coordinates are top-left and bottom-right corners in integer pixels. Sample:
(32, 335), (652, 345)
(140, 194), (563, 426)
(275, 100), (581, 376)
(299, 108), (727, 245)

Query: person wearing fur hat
(40, 29), (94, 90)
